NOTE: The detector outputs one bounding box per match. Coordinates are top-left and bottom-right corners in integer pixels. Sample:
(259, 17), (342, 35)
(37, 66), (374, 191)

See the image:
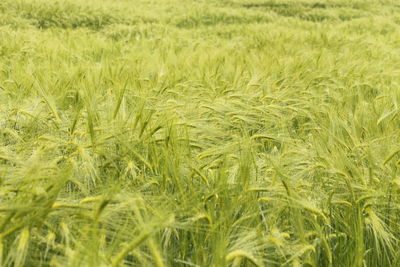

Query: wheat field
(1, 0), (400, 266)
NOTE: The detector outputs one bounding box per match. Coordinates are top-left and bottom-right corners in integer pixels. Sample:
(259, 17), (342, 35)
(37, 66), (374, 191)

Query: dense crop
(1, 0), (400, 266)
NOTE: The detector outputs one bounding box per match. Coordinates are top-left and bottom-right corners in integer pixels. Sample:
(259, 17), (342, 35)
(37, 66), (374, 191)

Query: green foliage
(1, 0), (400, 266)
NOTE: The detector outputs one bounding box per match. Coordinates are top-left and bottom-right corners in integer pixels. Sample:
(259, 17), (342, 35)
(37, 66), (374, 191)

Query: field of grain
(1, 0), (400, 266)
